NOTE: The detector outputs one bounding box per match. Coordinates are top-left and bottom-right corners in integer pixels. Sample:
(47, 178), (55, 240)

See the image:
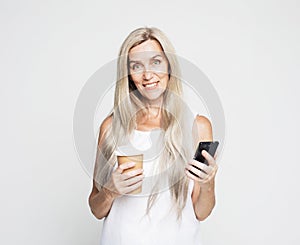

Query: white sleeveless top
(100, 116), (203, 245)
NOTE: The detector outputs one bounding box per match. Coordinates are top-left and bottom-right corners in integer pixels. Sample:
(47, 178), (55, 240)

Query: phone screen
(193, 141), (219, 165)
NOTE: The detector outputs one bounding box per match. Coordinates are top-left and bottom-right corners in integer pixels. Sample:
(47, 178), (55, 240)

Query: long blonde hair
(94, 27), (193, 219)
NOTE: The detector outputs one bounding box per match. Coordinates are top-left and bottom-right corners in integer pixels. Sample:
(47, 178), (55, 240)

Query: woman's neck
(136, 103), (164, 131)
(146, 104), (161, 119)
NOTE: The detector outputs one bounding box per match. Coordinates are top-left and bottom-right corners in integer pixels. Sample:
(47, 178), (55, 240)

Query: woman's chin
(143, 93), (164, 103)
(137, 87), (164, 102)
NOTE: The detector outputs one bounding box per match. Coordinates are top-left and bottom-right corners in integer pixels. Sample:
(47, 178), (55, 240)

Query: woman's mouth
(143, 81), (159, 89)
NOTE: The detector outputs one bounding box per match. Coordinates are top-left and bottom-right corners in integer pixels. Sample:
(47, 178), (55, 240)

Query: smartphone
(188, 141), (219, 177)
(193, 141), (219, 165)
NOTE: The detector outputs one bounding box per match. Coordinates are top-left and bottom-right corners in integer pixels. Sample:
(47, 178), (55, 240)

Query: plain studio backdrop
(1, 0), (299, 244)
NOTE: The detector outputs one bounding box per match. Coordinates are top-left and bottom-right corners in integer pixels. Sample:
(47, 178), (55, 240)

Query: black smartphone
(193, 141), (219, 165)
(188, 141), (219, 177)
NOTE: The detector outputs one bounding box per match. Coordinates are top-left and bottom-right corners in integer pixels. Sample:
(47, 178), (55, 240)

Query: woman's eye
(132, 64), (141, 70)
(153, 60), (161, 65)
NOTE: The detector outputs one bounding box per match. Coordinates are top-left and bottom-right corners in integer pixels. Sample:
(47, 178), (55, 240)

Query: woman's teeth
(144, 82), (158, 88)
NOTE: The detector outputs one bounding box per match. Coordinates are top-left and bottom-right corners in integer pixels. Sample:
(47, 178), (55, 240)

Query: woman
(89, 27), (218, 245)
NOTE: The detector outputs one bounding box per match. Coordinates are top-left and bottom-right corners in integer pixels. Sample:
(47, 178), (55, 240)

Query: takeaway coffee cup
(117, 154), (143, 194)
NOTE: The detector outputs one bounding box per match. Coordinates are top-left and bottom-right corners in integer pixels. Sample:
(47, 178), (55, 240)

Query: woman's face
(128, 39), (169, 103)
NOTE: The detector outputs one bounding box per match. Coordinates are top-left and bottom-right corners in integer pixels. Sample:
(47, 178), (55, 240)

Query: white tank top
(100, 114), (203, 245)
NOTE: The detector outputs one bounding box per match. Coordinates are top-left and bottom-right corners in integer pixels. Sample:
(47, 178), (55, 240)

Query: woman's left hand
(185, 150), (218, 188)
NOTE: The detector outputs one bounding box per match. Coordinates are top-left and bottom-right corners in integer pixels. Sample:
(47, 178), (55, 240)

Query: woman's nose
(143, 68), (154, 80)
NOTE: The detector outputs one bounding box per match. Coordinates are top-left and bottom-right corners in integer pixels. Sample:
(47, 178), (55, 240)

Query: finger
(185, 165), (207, 179)
(123, 174), (144, 186)
(201, 150), (217, 167)
(188, 159), (211, 174)
(115, 167), (124, 174)
(124, 179), (144, 194)
(213, 152), (218, 160)
(121, 168), (144, 180)
(185, 170), (214, 185)
(117, 162), (136, 174)
(185, 169), (206, 182)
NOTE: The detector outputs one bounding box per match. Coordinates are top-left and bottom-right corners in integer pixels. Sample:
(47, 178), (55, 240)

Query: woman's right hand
(103, 162), (144, 199)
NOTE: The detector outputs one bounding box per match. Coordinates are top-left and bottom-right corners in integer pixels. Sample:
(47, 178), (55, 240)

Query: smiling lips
(143, 81), (159, 88)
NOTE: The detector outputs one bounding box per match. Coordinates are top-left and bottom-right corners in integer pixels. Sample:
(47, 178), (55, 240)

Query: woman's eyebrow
(129, 54), (163, 63)
(151, 54), (163, 59)
(128, 60), (141, 64)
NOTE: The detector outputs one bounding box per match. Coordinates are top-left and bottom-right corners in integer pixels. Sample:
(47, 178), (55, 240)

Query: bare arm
(88, 180), (115, 219)
(88, 116), (144, 219)
(89, 162), (144, 219)
(88, 116), (114, 219)
(185, 115), (218, 221)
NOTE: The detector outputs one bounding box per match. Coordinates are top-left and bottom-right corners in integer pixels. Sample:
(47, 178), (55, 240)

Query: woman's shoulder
(97, 114), (113, 145)
(194, 114), (212, 129)
(192, 114), (213, 140)
(100, 114), (113, 131)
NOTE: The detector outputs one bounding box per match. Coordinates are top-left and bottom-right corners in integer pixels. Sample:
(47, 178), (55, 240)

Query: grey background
(1, 0), (299, 244)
